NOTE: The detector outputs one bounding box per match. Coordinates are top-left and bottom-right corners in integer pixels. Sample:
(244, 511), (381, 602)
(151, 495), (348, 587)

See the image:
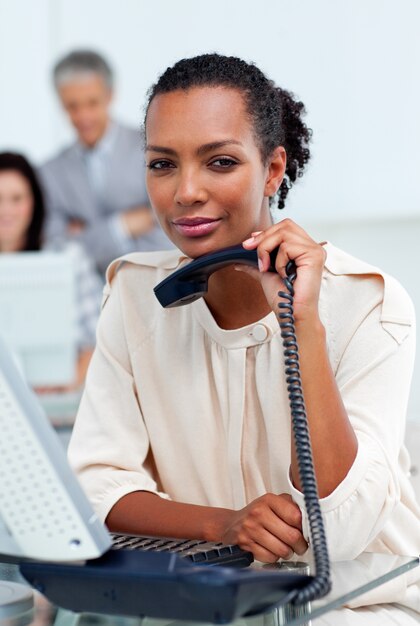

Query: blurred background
(0, 0), (419, 420)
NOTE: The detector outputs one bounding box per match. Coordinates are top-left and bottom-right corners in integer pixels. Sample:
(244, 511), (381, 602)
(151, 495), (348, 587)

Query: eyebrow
(146, 140), (243, 156)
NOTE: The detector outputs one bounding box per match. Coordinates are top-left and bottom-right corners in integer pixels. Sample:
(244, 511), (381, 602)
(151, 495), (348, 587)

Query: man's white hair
(53, 50), (113, 90)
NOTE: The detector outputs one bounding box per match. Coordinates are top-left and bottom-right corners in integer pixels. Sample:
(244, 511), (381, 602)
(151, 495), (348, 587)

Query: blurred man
(39, 50), (172, 275)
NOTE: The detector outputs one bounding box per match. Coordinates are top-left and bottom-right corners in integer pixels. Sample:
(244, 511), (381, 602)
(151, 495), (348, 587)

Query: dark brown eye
(148, 160), (175, 170)
(210, 158), (237, 168)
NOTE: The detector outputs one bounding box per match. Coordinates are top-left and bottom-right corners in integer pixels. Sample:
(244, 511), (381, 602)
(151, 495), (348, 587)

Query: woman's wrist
(203, 507), (234, 542)
(294, 308), (325, 334)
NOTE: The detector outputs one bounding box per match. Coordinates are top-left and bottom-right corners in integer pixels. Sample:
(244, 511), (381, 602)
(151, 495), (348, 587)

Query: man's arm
(71, 207), (169, 273)
(120, 205), (155, 239)
(39, 162), (157, 271)
(39, 166), (69, 244)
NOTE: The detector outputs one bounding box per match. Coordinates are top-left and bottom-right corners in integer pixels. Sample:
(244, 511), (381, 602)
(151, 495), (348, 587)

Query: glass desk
(0, 553), (418, 626)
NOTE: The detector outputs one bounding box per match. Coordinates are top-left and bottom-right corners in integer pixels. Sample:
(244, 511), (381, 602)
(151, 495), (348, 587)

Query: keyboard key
(110, 533), (253, 568)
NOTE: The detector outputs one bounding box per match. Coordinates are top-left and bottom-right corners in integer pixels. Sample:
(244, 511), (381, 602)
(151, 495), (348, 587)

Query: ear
(264, 146), (286, 198)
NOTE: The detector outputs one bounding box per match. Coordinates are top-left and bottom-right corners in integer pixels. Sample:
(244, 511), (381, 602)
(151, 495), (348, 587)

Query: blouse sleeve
(288, 297), (416, 561)
(67, 267), (170, 523)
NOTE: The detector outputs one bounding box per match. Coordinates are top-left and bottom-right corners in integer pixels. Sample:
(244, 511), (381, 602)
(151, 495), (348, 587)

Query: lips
(172, 217), (222, 238)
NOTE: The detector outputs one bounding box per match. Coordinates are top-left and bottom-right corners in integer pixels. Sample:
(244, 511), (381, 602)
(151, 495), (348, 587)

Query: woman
(68, 54), (420, 623)
(0, 152), (102, 389)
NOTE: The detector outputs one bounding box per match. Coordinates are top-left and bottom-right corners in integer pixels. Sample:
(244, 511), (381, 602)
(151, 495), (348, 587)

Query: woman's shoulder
(105, 249), (187, 283)
(324, 242), (380, 275)
(99, 249), (192, 347)
(101, 249), (189, 310)
(322, 242), (415, 342)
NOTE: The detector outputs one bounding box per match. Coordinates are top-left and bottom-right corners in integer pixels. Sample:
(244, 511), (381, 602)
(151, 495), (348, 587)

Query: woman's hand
(240, 219), (326, 323)
(220, 493), (308, 563)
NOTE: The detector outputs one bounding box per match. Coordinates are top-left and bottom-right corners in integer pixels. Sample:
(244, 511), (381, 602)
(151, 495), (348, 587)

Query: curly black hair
(0, 152), (44, 251)
(145, 53), (312, 210)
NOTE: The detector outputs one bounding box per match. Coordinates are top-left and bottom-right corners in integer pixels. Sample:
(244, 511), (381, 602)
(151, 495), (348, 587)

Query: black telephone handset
(153, 244), (331, 604)
(153, 244), (279, 308)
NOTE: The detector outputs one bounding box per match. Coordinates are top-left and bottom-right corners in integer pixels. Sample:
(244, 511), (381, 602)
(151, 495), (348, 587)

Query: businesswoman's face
(145, 86), (285, 258)
(0, 171), (33, 252)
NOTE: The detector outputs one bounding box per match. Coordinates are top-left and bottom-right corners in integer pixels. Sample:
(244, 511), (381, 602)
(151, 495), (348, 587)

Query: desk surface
(0, 553), (418, 626)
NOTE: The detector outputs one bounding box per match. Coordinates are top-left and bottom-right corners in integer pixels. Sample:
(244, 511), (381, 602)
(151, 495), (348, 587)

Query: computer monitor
(0, 333), (110, 562)
(0, 251), (77, 387)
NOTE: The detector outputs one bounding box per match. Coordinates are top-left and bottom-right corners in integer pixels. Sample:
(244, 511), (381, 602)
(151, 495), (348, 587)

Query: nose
(75, 109), (93, 127)
(174, 168), (208, 207)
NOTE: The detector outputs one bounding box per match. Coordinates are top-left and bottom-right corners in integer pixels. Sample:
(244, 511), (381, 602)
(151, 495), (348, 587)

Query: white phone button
(251, 324), (269, 342)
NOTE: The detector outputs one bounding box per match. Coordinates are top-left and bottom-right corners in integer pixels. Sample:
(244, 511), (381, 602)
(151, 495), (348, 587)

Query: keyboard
(111, 534), (254, 568)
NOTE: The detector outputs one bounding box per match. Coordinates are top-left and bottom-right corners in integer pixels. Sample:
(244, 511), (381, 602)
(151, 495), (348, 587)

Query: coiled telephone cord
(277, 263), (331, 604)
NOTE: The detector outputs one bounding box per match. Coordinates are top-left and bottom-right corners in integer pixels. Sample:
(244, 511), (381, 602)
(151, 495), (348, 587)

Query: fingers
(242, 218), (324, 276)
(242, 536), (294, 563)
(230, 494), (308, 563)
(248, 513), (307, 558)
(255, 226), (306, 275)
(259, 494), (308, 556)
(270, 493), (303, 529)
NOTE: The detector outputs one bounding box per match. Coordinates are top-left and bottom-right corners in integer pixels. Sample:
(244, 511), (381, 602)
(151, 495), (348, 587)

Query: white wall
(1, 0), (419, 221)
(0, 0), (419, 416)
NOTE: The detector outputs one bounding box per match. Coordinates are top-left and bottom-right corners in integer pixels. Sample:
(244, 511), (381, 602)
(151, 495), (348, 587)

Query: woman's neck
(204, 266), (271, 330)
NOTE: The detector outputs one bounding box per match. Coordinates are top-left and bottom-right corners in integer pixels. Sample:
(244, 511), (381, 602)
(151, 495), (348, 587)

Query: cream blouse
(68, 242), (420, 612)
